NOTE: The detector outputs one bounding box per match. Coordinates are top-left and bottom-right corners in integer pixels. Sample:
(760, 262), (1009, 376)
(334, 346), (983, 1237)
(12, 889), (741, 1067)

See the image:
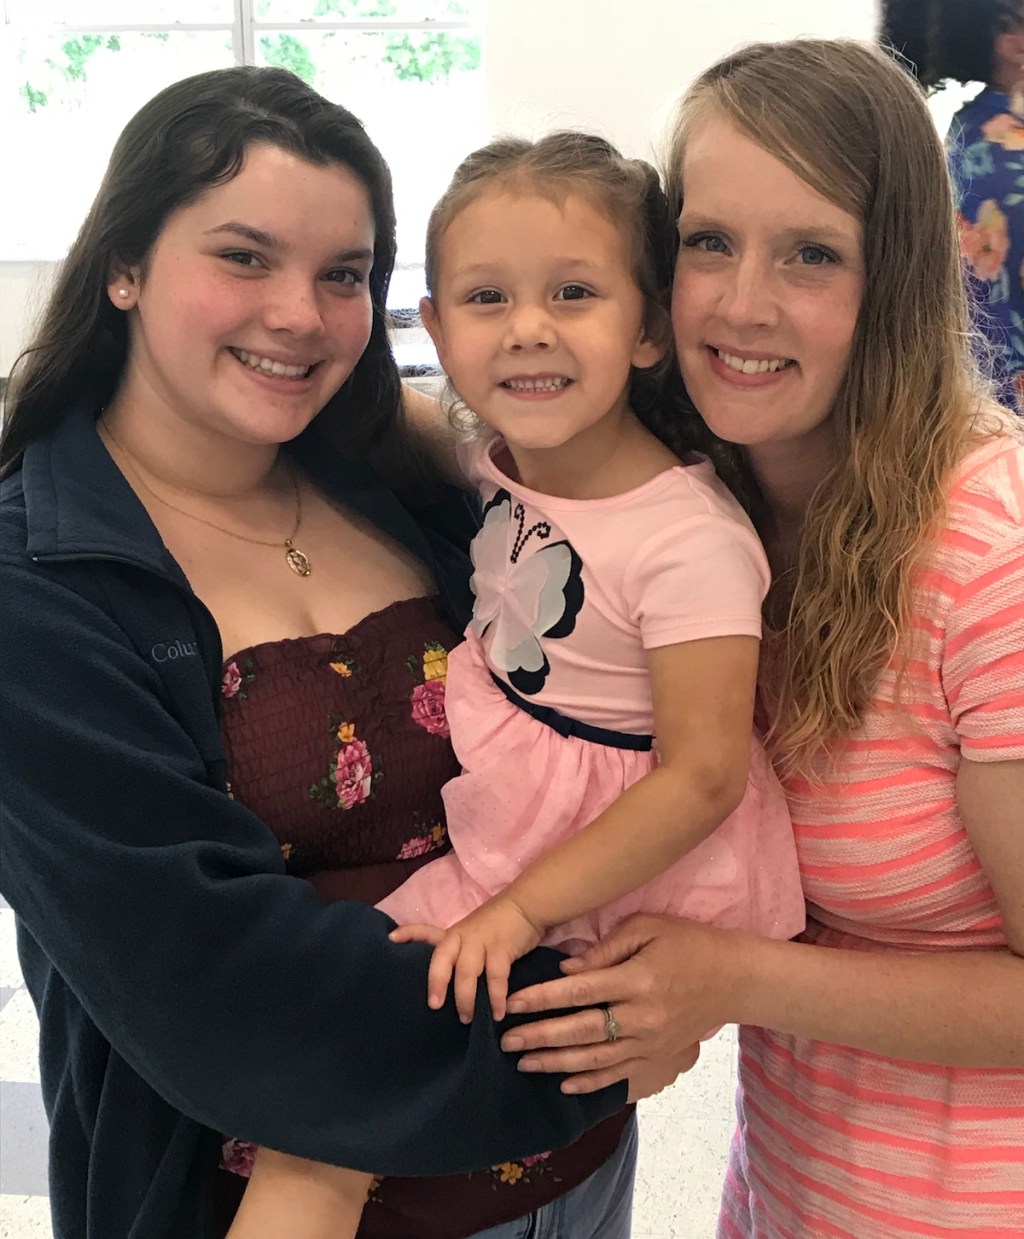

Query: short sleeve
(622, 512), (770, 650)
(944, 527), (1024, 763)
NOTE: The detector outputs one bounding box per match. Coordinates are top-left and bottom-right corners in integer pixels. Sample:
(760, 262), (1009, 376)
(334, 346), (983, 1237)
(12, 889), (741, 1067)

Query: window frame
(2, 1), (478, 63)
(1, 1), (482, 300)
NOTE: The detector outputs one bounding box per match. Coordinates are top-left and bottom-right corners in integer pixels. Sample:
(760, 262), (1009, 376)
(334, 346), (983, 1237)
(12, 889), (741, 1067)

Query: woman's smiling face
(111, 142), (376, 450)
(671, 112), (864, 463)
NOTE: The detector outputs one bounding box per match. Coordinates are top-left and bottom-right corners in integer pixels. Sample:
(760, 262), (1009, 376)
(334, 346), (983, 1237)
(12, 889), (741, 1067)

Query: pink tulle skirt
(378, 634), (805, 951)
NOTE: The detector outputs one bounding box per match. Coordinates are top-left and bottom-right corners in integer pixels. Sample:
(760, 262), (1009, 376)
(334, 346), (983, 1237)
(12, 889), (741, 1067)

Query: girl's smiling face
(110, 143), (376, 450)
(422, 188), (661, 467)
(671, 113), (864, 467)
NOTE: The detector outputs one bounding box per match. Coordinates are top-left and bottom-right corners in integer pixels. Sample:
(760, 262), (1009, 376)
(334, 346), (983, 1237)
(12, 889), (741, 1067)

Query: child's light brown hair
(424, 131), (687, 441)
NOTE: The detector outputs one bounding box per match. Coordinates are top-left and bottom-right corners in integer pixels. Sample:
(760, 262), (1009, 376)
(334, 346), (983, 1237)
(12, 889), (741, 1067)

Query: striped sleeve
(942, 459), (1024, 763)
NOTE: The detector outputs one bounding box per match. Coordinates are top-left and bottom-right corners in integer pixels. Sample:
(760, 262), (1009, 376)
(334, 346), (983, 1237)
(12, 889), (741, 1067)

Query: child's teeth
(504, 378), (569, 392)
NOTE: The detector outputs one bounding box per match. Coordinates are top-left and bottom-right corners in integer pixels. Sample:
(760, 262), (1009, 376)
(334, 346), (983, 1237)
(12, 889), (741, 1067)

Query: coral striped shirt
(719, 437), (1024, 1239)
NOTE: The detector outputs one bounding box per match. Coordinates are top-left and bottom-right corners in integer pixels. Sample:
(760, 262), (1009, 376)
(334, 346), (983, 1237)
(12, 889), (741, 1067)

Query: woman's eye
(469, 289), (505, 304)
(223, 250), (260, 267)
(796, 244), (838, 266)
(683, 233), (729, 254)
(555, 284), (590, 301)
(325, 269), (363, 285)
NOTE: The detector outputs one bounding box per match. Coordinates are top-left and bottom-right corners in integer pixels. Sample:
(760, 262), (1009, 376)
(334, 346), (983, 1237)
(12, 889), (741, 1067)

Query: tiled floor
(0, 899), (736, 1237)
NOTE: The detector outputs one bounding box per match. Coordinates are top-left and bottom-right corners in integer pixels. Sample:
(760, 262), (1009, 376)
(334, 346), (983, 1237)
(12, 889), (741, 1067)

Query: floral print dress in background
(949, 88), (1024, 412)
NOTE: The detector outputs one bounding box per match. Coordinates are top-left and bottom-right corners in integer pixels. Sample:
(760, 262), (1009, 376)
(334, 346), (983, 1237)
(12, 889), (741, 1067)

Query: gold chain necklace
(101, 418), (312, 577)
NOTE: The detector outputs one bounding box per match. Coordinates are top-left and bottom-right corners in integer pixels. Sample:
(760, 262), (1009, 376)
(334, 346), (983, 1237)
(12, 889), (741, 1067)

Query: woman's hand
(500, 914), (748, 1096)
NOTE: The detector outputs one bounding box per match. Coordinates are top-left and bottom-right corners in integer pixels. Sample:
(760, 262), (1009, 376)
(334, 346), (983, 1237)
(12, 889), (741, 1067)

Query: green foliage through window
(259, 34), (317, 83)
(18, 4), (478, 111)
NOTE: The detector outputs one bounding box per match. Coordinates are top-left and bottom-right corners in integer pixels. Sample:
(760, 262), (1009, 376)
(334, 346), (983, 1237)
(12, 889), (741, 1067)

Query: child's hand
(428, 897), (544, 1023)
(225, 1148), (374, 1239)
(389, 922), (446, 948)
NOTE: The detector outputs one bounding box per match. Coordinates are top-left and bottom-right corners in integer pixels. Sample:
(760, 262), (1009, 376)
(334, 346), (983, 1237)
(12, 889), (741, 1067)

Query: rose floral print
(310, 716), (381, 810)
(220, 1137), (257, 1177)
(410, 680), (448, 737)
(396, 818), (448, 860)
(949, 89), (1024, 411)
(407, 641), (451, 738)
(220, 658), (255, 699)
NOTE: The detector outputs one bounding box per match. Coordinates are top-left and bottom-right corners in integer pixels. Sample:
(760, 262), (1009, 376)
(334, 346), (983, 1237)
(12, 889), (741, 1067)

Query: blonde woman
(503, 39), (1024, 1239)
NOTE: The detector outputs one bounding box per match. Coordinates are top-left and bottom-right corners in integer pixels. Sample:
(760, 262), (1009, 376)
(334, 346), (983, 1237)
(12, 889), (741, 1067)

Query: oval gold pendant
(285, 543), (311, 577)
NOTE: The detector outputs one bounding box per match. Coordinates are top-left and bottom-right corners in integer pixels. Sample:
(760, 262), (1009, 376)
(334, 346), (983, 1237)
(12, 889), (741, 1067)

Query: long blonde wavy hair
(664, 38), (1020, 777)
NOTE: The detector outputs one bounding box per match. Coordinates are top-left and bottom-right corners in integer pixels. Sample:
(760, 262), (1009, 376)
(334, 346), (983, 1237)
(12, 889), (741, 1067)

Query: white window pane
(4, 1), (235, 24)
(253, 28), (484, 278)
(0, 30), (235, 258)
(256, 1), (478, 23)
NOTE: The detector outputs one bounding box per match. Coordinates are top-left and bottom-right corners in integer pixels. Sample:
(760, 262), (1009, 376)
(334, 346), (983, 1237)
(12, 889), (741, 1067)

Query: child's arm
(393, 634), (759, 1021)
(226, 1148), (373, 1239)
(401, 383), (465, 487)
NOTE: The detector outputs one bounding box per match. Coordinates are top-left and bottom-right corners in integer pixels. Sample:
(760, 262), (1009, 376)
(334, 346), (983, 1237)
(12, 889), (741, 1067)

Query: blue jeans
(468, 1114), (638, 1239)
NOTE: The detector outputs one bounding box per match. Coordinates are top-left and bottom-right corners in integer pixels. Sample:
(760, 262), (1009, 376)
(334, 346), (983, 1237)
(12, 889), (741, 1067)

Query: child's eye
(554, 284), (591, 301)
(796, 244), (839, 266)
(682, 233), (729, 254)
(468, 289), (505, 304)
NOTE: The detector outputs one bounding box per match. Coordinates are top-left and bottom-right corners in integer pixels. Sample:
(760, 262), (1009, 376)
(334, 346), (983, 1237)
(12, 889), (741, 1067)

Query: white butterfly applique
(469, 489), (584, 695)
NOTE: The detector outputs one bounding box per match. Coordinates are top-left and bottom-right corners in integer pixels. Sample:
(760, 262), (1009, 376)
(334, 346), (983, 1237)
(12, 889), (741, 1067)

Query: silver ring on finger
(601, 1004), (621, 1043)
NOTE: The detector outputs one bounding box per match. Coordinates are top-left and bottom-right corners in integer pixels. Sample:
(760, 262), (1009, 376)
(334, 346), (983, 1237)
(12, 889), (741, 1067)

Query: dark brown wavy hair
(1, 65), (430, 493)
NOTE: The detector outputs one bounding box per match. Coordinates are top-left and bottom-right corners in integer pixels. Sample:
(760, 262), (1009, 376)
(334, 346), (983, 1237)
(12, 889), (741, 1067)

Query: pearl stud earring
(118, 288), (129, 298)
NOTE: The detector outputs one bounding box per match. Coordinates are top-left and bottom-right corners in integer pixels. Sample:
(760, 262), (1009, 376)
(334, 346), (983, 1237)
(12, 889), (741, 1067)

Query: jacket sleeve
(0, 560), (625, 1174)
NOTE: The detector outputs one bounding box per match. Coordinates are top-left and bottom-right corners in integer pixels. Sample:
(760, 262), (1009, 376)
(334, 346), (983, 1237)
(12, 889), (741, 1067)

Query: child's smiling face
(421, 187), (661, 467)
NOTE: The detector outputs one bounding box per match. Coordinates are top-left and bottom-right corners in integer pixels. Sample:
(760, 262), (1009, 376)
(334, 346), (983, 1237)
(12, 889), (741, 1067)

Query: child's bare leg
(226, 1147), (373, 1239)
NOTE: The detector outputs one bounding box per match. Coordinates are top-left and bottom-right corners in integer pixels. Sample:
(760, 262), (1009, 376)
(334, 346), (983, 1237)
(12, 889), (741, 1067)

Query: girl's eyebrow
(205, 221), (280, 247)
(452, 257), (604, 276)
(204, 221), (373, 264)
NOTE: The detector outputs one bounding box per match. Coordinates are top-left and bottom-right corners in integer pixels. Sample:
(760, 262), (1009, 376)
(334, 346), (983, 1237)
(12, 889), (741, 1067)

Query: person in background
(502, 38), (1024, 1239)
(0, 65), (684, 1239)
(883, 0), (1024, 412)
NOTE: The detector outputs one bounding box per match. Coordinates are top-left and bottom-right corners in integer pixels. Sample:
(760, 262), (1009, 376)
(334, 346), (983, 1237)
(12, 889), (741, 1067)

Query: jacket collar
(23, 405), (180, 575)
(22, 405), (442, 584)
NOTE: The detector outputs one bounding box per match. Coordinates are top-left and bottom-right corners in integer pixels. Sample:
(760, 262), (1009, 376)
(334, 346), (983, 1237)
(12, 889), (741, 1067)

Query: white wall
(485, 0), (878, 162)
(3, 2), (884, 375)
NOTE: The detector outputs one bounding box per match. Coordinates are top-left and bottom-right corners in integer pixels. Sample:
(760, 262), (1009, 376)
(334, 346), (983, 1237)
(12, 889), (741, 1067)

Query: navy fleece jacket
(0, 408), (624, 1239)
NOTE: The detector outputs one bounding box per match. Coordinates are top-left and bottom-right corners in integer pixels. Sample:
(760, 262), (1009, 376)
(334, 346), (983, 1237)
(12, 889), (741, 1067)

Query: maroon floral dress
(214, 595), (629, 1239)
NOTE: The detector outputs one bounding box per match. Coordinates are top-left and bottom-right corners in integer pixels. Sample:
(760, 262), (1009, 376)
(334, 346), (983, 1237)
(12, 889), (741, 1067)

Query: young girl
(244, 131), (807, 1239)
(379, 132), (806, 1022)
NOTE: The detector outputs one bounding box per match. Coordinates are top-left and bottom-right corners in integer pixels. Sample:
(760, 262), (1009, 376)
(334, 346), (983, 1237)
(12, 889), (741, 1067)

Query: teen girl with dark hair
(0, 65), (667, 1239)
